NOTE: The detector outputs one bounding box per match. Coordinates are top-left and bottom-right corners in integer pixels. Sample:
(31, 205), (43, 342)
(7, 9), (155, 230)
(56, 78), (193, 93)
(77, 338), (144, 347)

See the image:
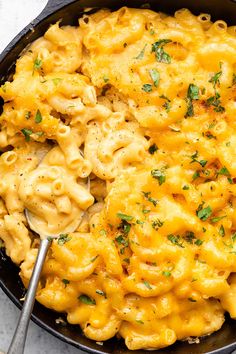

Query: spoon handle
(7, 238), (51, 354)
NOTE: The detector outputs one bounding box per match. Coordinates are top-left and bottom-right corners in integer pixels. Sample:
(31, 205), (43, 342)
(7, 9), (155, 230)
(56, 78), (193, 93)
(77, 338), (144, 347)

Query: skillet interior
(1, 0), (236, 353)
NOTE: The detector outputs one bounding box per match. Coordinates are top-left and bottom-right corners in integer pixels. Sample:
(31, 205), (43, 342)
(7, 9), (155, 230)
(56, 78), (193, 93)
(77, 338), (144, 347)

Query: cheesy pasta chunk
(0, 6), (236, 351)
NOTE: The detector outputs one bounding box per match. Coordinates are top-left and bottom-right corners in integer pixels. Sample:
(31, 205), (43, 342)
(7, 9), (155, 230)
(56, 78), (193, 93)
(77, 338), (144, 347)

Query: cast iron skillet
(1, 0), (236, 353)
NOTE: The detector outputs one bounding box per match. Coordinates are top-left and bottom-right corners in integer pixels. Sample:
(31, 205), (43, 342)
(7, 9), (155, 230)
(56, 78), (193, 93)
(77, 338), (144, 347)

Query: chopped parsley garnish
(211, 215), (226, 223)
(182, 185), (189, 190)
(135, 44), (147, 60)
(151, 39), (172, 64)
(162, 271), (171, 277)
(142, 84), (152, 92)
(152, 219), (164, 230)
(25, 111), (31, 120)
(199, 160), (207, 167)
(123, 223), (131, 234)
(192, 171), (200, 181)
(151, 169), (166, 185)
(117, 213), (133, 221)
(33, 57), (42, 71)
(115, 235), (129, 247)
(188, 84), (200, 100)
(185, 84), (199, 117)
(184, 232), (203, 246)
(143, 280), (152, 289)
(78, 294), (96, 305)
(184, 231), (195, 244)
(57, 233), (71, 245)
(206, 92), (225, 113)
(35, 109), (42, 123)
(62, 279), (70, 287)
(218, 166), (230, 176)
(163, 100), (171, 112)
(96, 289), (106, 297)
(167, 234), (184, 248)
(142, 191), (158, 206)
(197, 205), (212, 221)
(21, 128), (33, 142)
(148, 143), (158, 154)
(209, 70), (222, 88)
(149, 69), (160, 87)
(160, 95), (171, 112)
(190, 151), (207, 167)
(195, 239), (203, 246)
(219, 225), (225, 237)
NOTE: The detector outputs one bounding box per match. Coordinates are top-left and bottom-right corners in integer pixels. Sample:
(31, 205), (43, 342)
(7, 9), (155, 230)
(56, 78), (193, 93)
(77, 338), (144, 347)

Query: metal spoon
(7, 209), (85, 354)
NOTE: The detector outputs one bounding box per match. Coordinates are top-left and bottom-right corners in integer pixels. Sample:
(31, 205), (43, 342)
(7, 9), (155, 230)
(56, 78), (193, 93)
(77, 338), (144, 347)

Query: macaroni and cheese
(1, 6), (236, 350)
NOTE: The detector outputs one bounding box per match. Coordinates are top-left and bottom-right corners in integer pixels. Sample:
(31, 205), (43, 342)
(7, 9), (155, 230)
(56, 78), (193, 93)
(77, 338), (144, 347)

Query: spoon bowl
(7, 202), (87, 354)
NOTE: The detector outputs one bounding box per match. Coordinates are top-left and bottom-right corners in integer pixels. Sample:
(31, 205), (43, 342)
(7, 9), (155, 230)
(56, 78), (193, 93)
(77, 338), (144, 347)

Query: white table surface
(0, 1), (83, 353)
(0, 1), (236, 354)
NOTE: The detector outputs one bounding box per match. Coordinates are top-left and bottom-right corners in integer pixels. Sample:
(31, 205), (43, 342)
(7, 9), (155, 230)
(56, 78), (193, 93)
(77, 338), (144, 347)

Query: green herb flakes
(25, 111), (31, 120)
(35, 109), (42, 124)
(142, 84), (152, 92)
(62, 279), (70, 287)
(152, 219), (164, 230)
(219, 225), (225, 237)
(151, 39), (172, 64)
(206, 92), (225, 113)
(117, 213), (133, 221)
(185, 84), (199, 117)
(33, 57), (42, 71)
(143, 280), (152, 289)
(197, 206), (212, 221)
(167, 234), (184, 248)
(192, 171), (200, 181)
(79, 294), (96, 305)
(211, 215), (226, 223)
(218, 166), (230, 176)
(151, 169), (166, 185)
(135, 44), (147, 60)
(21, 128), (33, 142)
(57, 234), (71, 245)
(182, 185), (189, 190)
(149, 69), (160, 87)
(209, 71), (222, 88)
(148, 143), (158, 154)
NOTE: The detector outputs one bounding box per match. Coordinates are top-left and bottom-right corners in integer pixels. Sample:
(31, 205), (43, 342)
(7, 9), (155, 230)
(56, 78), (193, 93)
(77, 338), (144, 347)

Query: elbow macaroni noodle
(0, 6), (236, 350)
